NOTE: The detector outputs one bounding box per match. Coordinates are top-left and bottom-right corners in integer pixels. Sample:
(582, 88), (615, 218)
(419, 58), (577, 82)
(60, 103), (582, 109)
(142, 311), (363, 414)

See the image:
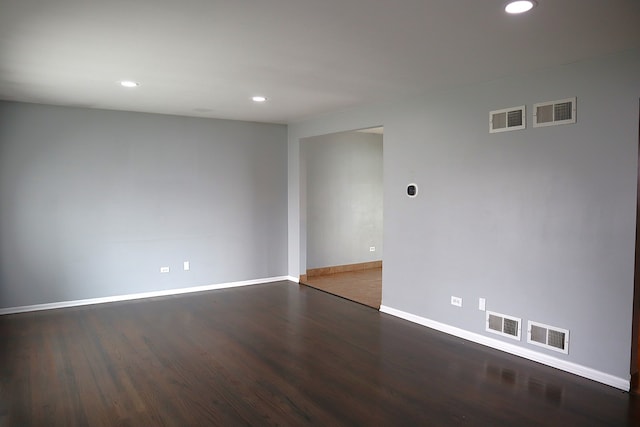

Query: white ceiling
(1, 0), (639, 124)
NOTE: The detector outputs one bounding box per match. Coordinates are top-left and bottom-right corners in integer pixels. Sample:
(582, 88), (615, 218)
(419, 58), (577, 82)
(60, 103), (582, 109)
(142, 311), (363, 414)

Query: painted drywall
(0, 102), (288, 308)
(288, 49), (640, 381)
(302, 131), (383, 269)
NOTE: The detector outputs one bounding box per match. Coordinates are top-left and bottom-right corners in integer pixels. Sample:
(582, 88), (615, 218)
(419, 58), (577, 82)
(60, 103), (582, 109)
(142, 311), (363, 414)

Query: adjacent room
(1, 0), (640, 425)
(300, 127), (383, 308)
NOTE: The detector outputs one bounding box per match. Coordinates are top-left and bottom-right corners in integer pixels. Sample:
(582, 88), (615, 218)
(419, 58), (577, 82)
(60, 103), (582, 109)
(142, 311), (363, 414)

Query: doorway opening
(299, 126), (383, 309)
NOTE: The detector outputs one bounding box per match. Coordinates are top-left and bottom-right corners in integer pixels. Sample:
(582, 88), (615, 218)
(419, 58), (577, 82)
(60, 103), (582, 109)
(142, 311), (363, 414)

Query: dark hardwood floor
(1, 281), (639, 426)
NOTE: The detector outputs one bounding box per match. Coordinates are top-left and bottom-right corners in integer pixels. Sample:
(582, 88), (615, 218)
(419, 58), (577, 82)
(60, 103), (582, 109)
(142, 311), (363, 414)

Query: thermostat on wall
(407, 183), (418, 198)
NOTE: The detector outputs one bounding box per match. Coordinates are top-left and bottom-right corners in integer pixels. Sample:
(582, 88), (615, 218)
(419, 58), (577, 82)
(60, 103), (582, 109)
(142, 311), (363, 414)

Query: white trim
(286, 275), (300, 283)
(379, 305), (629, 391)
(0, 276), (295, 316)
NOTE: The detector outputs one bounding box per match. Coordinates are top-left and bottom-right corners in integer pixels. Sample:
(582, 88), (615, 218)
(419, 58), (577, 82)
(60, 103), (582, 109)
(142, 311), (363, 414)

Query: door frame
(630, 98), (640, 392)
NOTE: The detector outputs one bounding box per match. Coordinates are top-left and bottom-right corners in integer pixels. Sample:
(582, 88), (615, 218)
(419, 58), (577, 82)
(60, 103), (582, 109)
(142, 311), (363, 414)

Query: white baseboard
(286, 275), (300, 283)
(0, 276), (295, 316)
(379, 305), (629, 392)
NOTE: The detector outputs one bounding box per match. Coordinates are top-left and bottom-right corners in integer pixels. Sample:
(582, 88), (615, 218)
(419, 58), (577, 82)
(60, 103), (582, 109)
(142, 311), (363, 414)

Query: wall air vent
(486, 311), (521, 340)
(527, 321), (569, 354)
(533, 97), (576, 127)
(489, 105), (526, 133)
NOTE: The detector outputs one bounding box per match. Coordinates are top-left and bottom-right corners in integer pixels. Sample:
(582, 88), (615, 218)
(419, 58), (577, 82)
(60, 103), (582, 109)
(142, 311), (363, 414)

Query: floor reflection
(484, 361), (564, 406)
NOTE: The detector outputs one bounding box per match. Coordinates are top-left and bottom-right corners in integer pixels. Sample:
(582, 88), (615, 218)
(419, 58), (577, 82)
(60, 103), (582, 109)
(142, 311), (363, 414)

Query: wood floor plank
(1, 281), (639, 426)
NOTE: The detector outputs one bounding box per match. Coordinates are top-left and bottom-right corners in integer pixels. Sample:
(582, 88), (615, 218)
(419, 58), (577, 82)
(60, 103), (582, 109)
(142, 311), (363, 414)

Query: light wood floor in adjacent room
(301, 267), (382, 308)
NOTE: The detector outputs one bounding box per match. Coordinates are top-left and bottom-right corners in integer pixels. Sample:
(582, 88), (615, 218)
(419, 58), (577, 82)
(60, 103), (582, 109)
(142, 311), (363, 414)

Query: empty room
(2, 0), (640, 425)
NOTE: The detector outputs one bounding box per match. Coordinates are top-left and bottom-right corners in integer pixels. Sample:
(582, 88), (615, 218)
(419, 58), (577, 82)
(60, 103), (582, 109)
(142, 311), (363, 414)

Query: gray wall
(288, 49), (640, 380)
(0, 102), (288, 308)
(302, 131), (383, 269)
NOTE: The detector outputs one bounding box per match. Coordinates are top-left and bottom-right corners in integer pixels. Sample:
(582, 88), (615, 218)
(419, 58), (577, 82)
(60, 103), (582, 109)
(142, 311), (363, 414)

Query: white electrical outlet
(369, 246), (376, 252)
(160, 266), (170, 273)
(451, 296), (462, 307)
(183, 261), (190, 271)
(478, 298), (486, 311)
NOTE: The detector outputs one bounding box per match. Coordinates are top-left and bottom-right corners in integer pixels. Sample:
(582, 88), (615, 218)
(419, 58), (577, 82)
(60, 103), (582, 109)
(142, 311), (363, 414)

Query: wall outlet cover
(451, 296), (463, 307)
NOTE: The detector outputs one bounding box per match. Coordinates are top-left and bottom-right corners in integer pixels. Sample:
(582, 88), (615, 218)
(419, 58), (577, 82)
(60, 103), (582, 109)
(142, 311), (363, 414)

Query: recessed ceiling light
(505, 0), (536, 14)
(252, 96), (267, 102)
(120, 80), (140, 88)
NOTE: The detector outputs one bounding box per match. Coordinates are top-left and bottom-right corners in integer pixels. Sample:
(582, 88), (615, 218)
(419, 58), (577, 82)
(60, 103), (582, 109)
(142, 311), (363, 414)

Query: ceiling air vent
(533, 97), (576, 127)
(489, 105), (526, 133)
(486, 311), (522, 340)
(527, 321), (569, 354)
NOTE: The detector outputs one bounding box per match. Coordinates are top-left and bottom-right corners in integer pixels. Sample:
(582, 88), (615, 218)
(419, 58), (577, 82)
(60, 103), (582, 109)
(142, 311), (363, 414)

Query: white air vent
(486, 311), (521, 340)
(489, 105), (526, 133)
(533, 97), (576, 127)
(527, 321), (569, 354)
